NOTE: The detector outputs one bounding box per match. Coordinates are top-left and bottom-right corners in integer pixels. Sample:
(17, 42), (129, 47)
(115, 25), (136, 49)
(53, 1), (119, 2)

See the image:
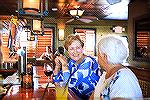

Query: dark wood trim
(127, 66), (150, 97)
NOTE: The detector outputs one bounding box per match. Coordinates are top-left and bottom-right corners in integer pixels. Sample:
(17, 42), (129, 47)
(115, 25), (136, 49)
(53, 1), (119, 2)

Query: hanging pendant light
(23, 0), (40, 13)
(69, 5), (84, 19)
(69, 8), (84, 18)
(18, 0), (48, 17)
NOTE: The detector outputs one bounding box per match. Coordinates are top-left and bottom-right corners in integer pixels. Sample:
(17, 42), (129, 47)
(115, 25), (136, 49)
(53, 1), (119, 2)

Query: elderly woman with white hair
(94, 35), (143, 100)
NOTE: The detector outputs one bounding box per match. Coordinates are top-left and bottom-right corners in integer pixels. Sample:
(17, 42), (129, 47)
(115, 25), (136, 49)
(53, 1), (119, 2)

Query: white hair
(98, 35), (129, 64)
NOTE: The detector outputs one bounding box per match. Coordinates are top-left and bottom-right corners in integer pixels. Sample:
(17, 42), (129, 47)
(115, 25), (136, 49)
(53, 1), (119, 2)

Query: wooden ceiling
(0, 0), (130, 21)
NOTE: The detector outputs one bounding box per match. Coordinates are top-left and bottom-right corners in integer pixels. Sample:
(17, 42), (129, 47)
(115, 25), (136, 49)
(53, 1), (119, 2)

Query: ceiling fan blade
(79, 18), (93, 23)
(66, 18), (74, 23)
(81, 16), (98, 20)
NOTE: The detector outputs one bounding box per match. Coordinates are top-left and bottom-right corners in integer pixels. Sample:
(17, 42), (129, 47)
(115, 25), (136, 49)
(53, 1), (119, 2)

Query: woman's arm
(53, 55), (70, 84)
(40, 52), (45, 59)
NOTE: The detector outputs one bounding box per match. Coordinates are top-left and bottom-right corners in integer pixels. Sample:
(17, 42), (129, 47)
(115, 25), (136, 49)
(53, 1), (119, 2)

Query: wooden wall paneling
(35, 29), (53, 58)
(2, 33), (9, 61)
(26, 28), (53, 58)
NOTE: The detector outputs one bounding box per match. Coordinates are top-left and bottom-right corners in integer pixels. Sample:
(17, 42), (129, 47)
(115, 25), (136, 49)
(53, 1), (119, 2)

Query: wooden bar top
(0, 69), (17, 79)
(0, 69), (17, 74)
(2, 66), (56, 100)
(3, 85), (55, 100)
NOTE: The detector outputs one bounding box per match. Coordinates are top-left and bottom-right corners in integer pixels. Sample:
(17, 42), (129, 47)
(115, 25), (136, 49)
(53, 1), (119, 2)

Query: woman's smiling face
(68, 40), (84, 61)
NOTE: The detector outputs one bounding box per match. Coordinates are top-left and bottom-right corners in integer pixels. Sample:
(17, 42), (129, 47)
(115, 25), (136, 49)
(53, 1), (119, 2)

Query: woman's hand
(53, 57), (61, 75)
(55, 54), (68, 72)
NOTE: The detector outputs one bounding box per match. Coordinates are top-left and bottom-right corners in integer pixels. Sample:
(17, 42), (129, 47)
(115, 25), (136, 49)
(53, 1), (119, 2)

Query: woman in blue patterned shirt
(53, 34), (100, 99)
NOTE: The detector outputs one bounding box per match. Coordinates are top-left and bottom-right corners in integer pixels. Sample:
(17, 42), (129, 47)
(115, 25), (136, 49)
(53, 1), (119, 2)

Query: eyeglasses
(68, 46), (82, 52)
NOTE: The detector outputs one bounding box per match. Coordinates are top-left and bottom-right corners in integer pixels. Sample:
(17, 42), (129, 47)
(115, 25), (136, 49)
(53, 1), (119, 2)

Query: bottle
(21, 63), (34, 89)
(22, 72), (33, 89)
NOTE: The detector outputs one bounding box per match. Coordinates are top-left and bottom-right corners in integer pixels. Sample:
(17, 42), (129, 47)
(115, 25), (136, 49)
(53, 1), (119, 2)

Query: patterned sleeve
(53, 61), (72, 84)
(53, 69), (70, 83)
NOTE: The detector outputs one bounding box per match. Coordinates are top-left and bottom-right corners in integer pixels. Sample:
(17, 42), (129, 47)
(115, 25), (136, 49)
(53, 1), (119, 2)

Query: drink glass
(55, 84), (68, 100)
(44, 63), (53, 83)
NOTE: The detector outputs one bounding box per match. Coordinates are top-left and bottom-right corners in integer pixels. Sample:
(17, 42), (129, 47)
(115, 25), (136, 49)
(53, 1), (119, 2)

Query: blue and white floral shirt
(54, 56), (100, 98)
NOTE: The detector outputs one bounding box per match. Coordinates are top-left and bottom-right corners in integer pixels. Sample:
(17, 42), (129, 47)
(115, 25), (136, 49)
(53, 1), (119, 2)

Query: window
(134, 14), (150, 61)
(135, 31), (149, 59)
(74, 28), (96, 56)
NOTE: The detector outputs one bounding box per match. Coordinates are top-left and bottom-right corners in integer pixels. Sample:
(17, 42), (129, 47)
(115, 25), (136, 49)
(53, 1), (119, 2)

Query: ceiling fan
(66, 6), (98, 23)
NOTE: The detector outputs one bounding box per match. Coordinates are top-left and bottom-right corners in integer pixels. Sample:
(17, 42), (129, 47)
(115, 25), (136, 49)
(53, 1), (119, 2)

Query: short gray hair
(98, 35), (129, 64)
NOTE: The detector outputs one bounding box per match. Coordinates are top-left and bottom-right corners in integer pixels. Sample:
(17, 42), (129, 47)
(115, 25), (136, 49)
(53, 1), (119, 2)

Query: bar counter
(0, 69), (17, 79)
(2, 66), (56, 100)
(3, 85), (55, 100)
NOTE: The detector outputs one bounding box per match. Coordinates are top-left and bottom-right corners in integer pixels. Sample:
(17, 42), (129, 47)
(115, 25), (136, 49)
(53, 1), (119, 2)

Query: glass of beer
(55, 83), (68, 100)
